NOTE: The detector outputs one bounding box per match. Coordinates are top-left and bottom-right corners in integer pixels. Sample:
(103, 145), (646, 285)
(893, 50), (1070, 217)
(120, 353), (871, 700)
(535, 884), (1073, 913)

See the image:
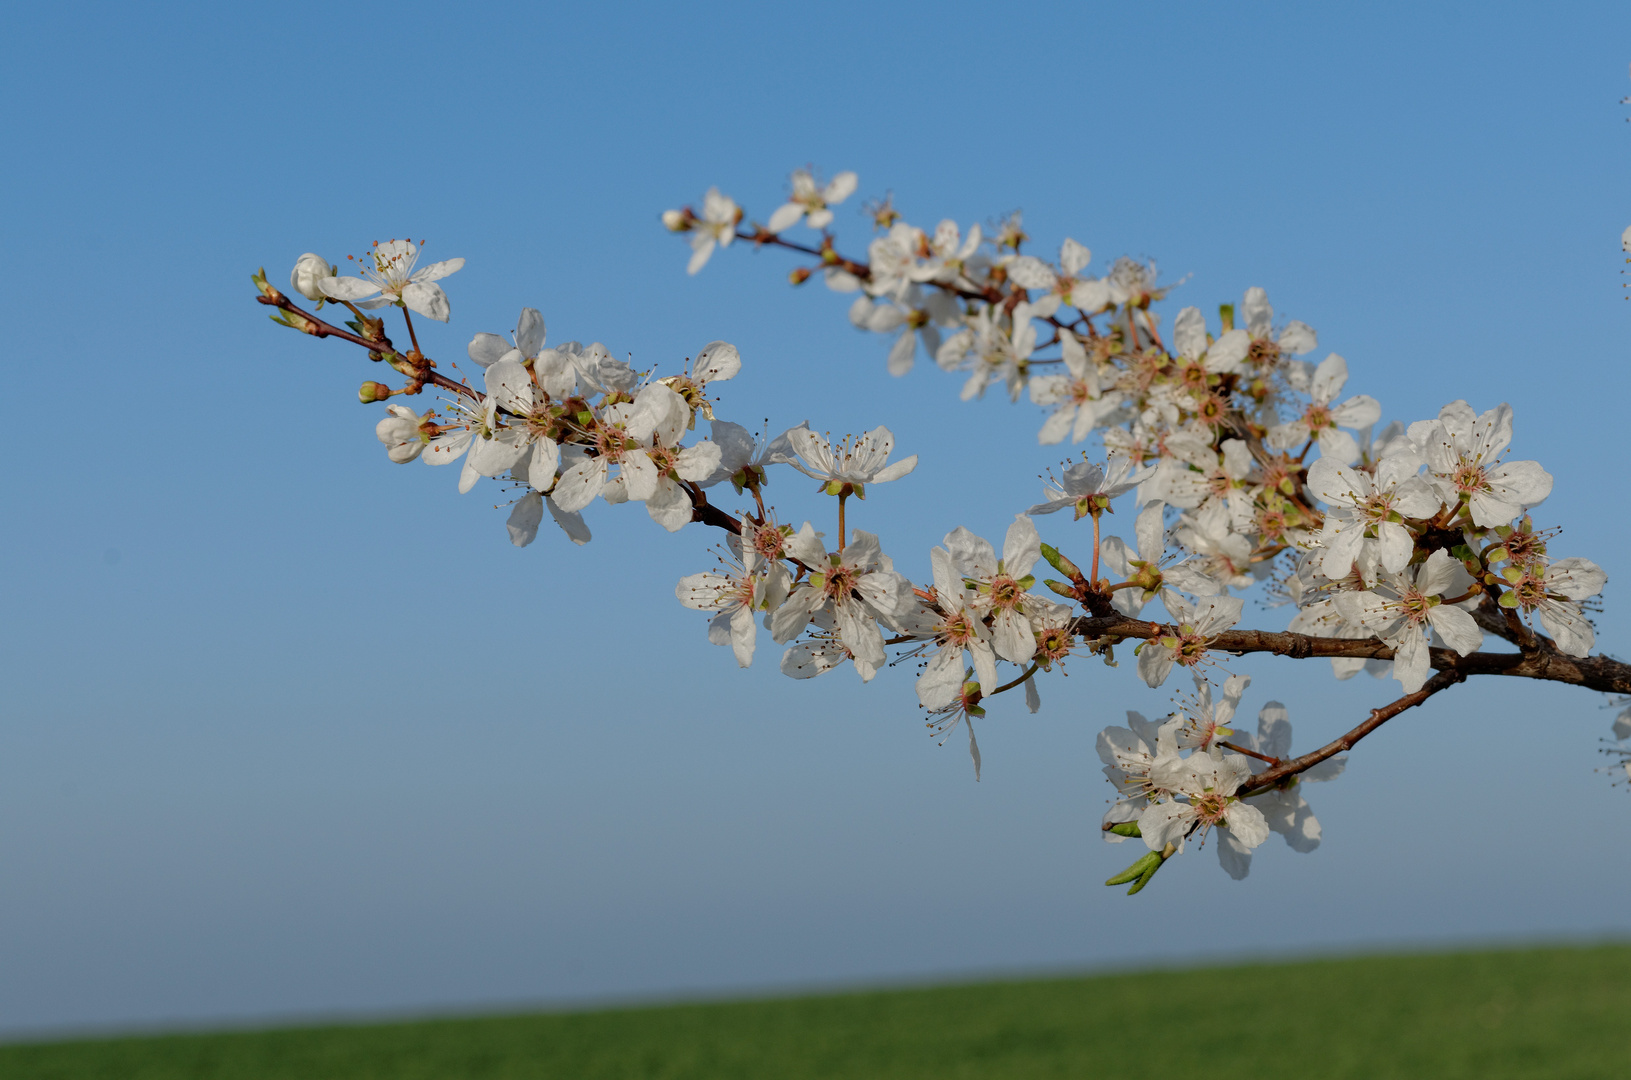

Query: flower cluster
(252, 169), (1620, 897)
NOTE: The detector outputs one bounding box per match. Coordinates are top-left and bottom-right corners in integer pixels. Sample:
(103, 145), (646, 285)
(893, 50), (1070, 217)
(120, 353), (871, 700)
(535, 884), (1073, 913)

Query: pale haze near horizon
(2, 0), (1629, 1038)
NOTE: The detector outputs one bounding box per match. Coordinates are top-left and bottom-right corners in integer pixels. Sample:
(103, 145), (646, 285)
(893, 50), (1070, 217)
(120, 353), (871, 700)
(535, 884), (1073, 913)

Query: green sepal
(1498, 591), (1520, 608)
(1016, 574), (1036, 590)
(1107, 821), (1142, 838)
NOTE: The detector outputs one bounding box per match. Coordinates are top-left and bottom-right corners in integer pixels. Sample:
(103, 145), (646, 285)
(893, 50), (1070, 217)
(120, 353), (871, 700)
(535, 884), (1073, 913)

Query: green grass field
(3, 945), (1628, 1079)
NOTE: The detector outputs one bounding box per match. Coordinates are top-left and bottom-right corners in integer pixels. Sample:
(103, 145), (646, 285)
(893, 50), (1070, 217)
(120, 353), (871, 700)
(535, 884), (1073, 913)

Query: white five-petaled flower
(1139, 750), (1270, 856)
(464, 357), (564, 490)
(1006, 238), (1110, 313)
(375, 404), (433, 464)
(1171, 305), (1252, 379)
(1407, 401), (1553, 528)
(1030, 330), (1117, 444)
(769, 527), (913, 677)
(1240, 286), (1317, 366)
(781, 424), (917, 492)
(1136, 594), (1244, 688)
(943, 515), (1044, 666)
(676, 523), (794, 668)
(936, 301), (1040, 402)
(766, 169), (858, 233)
(914, 546), (1001, 708)
(920, 220), (984, 286)
(376, 401), (482, 492)
(1097, 709), (1180, 838)
(550, 383), (720, 530)
(1169, 503), (1258, 593)
(1265, 354), (1381, 465)
(1101, 501), (1223, 617)
(467, 307), (546, 370)
(1146, 436), (1256, 530)
(1501, 556), (1607, 657)
(686, 188), (741, 275)
(1171, 673), (1252, 752)
(1307, 453), (1441, 583)
(700, 420), (798, 490)
(1028, 454), (1153, 520)
(603, 383), (724, 531)
(866, 222), (934, 301)
(319, 239), (465, 322)
(1334, 548), (1483, 693)
(849, 287), (959, 376)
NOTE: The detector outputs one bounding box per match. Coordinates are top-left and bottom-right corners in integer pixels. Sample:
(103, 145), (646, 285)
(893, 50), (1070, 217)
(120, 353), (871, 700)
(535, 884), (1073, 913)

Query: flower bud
(359, 381), (393, 403)
(251, 268), (282, 301)
(1039, 542), (1083, 581)
(1104, 849), (1163, 893)
(661, 209), (691, 232)
(290, 253), (336, 305)
(788, 266), (813, 285)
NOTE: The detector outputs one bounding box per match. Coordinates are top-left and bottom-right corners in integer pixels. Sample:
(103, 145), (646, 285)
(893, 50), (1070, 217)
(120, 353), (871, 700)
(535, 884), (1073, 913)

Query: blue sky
(2, 0), (1630, 1036)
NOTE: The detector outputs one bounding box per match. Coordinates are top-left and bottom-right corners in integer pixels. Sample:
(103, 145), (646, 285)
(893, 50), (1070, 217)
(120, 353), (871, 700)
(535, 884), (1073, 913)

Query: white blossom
(766, 169), (858, 233)
(915, 546), (1001, 707)
(1097, 710), (1179, 838)
(1408, 401), (1553, 528)
(1334, 549), (1482, 693)
(1306, 453), (1440, 582)
(1504, 556), (1607, 657)
(676, 526), (793, 667)
(1139, 751), (1269, 856)
(770, 528), (913, 675)
(1028, 454), (1152, 519)
(1137, 594), (1244, 688)
(1240, 286), (1316, 360)
(781, 424), (917, 491)
(944, 515), (1044, 665)
(289, 253), (336, 305)
(1029, 330), (1115, 444)
(319, 240), (464, 322)
(1265, 354), (1381, 464)
(1006, 238), (1108, 313)
(686, 188), (740, 275)
(849, 287), (958, 376)
(1171, 673), (1252, 752)
(467, 307), (546, 370)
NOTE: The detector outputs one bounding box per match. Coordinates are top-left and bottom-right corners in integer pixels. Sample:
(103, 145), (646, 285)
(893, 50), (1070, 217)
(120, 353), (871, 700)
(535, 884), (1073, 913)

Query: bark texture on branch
(1069, 614), (1631, 696)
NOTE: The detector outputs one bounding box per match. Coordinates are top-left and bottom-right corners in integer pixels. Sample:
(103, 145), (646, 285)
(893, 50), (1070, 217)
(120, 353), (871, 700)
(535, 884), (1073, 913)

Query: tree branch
(1241, 668), (1465, 793)
(1068, 613), (1631, 695)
